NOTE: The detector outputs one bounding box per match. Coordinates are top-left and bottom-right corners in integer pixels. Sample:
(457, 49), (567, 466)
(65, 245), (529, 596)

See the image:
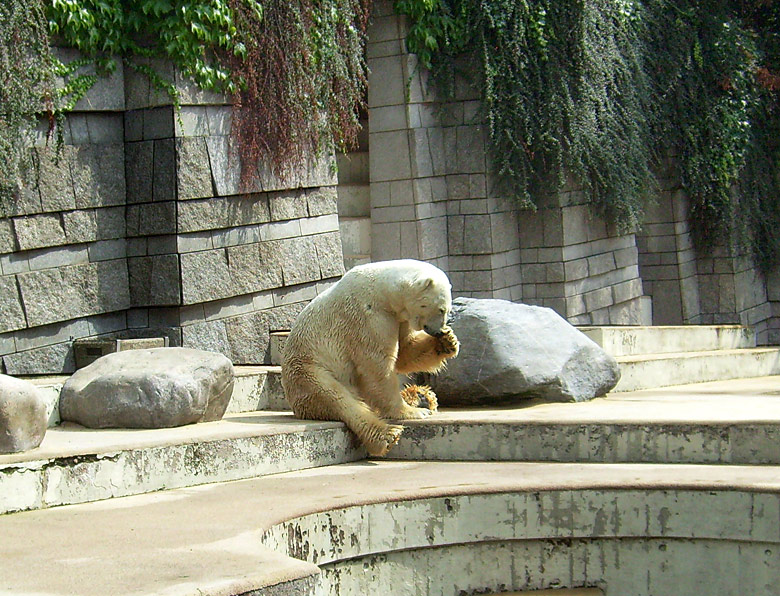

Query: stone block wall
(518, 183), (650, 325)
(1, 60), (129, 375)
(636, 158), (773, 343)
(636, 162), (702, 325)
(123, 61), (346, 366)
(0, 55), (346, 374)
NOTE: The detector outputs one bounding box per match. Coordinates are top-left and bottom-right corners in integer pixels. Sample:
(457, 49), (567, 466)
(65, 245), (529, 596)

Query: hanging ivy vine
(44, 0), (369, 182)
(0, 0), (56, 216)
(394, 0), (780, 269)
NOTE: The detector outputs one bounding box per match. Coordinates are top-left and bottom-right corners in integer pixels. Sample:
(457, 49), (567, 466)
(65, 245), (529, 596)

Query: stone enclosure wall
(2, 3), (779, 375)
(365, 0), (780, 341)
(1, 56), (344, 374)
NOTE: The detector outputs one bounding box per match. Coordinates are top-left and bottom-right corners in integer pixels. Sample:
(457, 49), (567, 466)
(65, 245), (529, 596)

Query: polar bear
(281, 259), (460, 456)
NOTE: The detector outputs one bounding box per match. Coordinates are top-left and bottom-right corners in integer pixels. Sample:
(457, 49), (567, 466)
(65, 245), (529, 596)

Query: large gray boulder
(0, 374), (48, 453)
(60, 348), (234, 429)
(424, 298), (620, 405)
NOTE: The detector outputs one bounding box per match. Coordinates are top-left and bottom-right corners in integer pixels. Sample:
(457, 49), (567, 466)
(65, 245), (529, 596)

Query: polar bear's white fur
(281, 259), (459, 456)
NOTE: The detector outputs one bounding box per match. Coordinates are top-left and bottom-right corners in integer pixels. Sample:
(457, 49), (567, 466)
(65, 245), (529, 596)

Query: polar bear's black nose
(424, 325), (445, 337)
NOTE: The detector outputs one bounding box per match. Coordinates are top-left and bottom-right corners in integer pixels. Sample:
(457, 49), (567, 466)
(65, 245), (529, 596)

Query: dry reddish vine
(227, 0), (370, 189)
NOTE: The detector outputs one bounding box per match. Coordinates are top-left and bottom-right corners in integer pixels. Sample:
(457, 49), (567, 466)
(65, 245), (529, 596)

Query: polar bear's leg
(288, 366), (404, 457)
(359, 370), (434, 421)
(395, 325), (460, 375)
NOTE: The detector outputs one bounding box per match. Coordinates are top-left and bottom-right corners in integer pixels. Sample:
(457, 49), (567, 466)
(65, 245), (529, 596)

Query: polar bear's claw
(366, 424), (404, 457)
(435, 326), (460, 357)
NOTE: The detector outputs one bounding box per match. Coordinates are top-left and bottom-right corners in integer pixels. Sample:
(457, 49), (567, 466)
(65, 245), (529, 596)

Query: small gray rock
(59, 347), (234, 429)
(0, 374), (48, 453)
(423, 297), (620, 405)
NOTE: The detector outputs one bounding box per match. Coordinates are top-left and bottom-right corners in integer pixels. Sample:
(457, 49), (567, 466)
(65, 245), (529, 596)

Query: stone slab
(580, 324), (757, 356)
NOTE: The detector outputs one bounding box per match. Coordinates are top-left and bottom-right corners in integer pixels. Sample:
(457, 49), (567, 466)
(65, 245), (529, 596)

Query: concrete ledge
(2, 376), (779, 515)
(0, 412), (362, 515)
(581, 324), (756, 356)
(1, 460), (777, 595)
(614, 348), (780, 391)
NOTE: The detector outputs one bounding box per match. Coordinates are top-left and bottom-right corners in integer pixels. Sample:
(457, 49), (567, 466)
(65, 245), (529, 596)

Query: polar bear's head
(403, 268), (453, 337)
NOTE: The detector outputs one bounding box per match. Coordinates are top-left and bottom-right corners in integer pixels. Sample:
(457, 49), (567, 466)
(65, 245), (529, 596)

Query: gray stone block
(95, 206), (126, 240)
(129, 254), (181, 307)
(142, 106), (174, 140)
(223, 311), (269, 363)
(124, 110), (143, 142)
(5, 155), (42, 216)
(178, 194), (270, 234)
(62, 210), (97, 244)
(0, 374), (48, 453)
(269, 189), (308, 221)
(87, 239), (127, 262)
(278, 236), (320, 285)
(37, 145), (77, 212)
(0, 219), (16, 254)
(0, 276), (26, 334)
(125, 141), (154, 204)
(17, 261), (130, 327)
(204, 135), (243, 197)
(53, 48), (125, 111)
(206, 106), (232, 135)
(60, 347), (234, 428)
(314, 232), (346, 279)
(153, 138), (176, 202)
(27, 245), (89, 271)
(175, 106), (209, 136)
(13, 214), (66, 251)
(181, 319), (230, 355)
(225, 244), (262, 294)
(85, 113), (124, 144)
(127, 202), (176, 237)
(180, 249), (232, 304)
(177, 137), (214, 199)
(3, 342), (75, 375)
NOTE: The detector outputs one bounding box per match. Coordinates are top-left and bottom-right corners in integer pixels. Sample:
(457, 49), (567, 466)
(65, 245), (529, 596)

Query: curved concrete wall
(262, 489), (779, 595)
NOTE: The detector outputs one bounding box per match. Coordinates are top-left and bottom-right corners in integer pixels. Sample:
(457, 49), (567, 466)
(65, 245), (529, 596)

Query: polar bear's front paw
(435, 326), (460, 358)
(365, 424), (404, 457)
(401, 384), (439, 412)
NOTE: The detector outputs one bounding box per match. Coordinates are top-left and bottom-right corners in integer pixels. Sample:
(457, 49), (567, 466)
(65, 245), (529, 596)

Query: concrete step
(613, 347), (780, 391)
(580, 324), (756, 356)
(1, 459), (777, 596)
(4, 376), (779, 516)
(0, 412), (361, 515)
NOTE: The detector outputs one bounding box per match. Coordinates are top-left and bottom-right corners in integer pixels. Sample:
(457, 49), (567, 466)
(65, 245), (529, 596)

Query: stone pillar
(696, 245), (771, 341)
(636, 181), (701, 325)
(366, 0), (521, 299)
(124, 60), (346, 364)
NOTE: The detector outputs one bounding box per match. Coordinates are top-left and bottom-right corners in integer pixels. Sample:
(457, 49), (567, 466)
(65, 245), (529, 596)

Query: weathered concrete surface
(580, 324), (756, 356)
(2, 376), (780, 515)
(59, 347), (234, 428)
(0, 412), (362, 515)
(393, 376), (780, 464)
(425, 298), (620, 405)
(0, 375), (47, 453)
(0, 460), (777, 596)
(613, 347), (780, 391)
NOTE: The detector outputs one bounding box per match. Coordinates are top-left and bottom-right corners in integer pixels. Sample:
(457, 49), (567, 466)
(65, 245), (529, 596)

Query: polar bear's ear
(410, 276), (434, 293)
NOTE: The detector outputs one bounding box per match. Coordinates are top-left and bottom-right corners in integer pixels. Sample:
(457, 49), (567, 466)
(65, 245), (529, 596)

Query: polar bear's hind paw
(401, 384), (439, 412)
